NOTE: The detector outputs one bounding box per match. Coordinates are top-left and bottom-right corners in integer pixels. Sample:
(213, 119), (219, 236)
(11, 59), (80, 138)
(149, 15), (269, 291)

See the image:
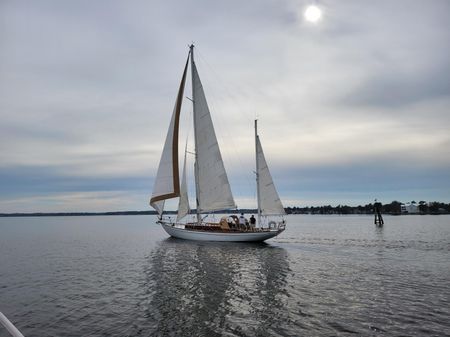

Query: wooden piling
(374, 201), (384, 226)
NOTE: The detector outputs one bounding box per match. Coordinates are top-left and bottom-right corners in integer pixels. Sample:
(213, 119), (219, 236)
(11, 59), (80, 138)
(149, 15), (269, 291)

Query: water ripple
(1, 215), (449, 336)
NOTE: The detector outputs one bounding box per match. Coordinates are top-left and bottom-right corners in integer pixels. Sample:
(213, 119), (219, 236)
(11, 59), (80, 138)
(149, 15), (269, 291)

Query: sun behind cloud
(304, 5), (322, 23)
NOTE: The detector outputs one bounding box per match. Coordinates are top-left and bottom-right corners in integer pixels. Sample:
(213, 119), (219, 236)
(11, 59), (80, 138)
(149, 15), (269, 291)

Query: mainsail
(191, 61), (236, 213)
(150, 57), (189, 215)
(256, 136), (285, 215)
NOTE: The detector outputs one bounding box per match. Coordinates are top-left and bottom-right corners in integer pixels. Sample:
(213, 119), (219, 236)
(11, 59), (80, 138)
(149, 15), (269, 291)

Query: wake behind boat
(149, 45), (286, 242)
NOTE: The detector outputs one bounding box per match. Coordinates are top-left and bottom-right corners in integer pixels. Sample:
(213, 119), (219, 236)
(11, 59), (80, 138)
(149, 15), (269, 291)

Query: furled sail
(177, 146), (190, 221)
(191, 62), (236, 212)
(256, 137), (285, 215)
(150, 57), (189, 215)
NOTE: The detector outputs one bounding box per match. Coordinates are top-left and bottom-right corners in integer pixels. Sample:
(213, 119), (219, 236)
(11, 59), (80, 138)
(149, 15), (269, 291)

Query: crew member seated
(219, 216), (230, 230)
(227, 215), (238, 229)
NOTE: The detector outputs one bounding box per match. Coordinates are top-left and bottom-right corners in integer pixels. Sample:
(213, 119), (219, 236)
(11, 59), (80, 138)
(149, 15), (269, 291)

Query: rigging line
(194, 48), (256, 203)
(195, 47), (254, 121)
(183, 109), (192, 152)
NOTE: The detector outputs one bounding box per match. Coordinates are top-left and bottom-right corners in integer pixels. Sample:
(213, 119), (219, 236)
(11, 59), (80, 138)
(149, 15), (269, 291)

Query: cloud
(0, 164), (151, 212)
(341, 62), (450, 108)
(1, 0), (449, 211)
(0, 165), (149, 195)
(0, 191), (150, 213)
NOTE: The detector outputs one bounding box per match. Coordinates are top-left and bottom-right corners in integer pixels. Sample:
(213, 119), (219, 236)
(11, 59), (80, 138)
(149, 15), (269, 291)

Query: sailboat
(150, 45), (286, 242)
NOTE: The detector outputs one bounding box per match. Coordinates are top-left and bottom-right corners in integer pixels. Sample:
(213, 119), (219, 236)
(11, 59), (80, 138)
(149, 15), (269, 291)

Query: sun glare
(304, 5), (322, 23)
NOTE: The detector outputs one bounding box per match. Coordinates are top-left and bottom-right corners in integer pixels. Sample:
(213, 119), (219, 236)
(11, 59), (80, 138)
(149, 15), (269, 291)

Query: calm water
(0, 215), (449, 337)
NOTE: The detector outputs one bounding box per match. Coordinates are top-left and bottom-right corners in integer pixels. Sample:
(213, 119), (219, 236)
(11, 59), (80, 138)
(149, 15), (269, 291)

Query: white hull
(160, 223), (284, 242)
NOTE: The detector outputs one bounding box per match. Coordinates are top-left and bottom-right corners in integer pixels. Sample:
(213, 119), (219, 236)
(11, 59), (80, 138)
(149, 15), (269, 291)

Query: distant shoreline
(0, 211), (158, 217)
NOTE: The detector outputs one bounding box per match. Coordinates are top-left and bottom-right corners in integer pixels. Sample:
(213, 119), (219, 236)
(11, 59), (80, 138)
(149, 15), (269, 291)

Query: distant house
(401, 203), (419, 214)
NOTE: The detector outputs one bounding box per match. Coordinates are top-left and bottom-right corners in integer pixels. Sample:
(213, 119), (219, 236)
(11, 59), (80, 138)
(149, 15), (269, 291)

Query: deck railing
(0, 312), (25, 337)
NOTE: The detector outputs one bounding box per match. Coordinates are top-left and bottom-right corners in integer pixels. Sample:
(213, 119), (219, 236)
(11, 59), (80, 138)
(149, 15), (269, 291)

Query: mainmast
(255, 119), (262, 227)
(190, 44), (201, 225)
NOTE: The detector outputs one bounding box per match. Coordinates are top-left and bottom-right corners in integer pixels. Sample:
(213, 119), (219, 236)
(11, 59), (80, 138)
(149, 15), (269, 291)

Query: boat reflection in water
(138, 239), (290, 336)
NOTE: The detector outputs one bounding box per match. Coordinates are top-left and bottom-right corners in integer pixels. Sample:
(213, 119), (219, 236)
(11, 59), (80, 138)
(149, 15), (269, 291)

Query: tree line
(285, 201), (450, 215)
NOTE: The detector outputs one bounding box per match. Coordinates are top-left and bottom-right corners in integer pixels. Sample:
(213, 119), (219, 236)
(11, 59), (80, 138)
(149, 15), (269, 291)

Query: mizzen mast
(255, 119), (262, 227)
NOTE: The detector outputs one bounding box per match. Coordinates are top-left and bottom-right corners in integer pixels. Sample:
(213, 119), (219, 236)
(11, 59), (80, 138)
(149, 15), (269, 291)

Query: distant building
(401, 203), (419, 214)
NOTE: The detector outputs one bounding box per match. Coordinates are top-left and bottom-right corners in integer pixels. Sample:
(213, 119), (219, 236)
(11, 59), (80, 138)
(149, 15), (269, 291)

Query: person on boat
(249, 215), (256, 227)
(227, 215), (236, 228)
(239, 213), (247, 230)
(219, 217), (230, 230)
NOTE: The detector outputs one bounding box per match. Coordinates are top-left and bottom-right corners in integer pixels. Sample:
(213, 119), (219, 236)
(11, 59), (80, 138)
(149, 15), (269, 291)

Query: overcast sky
(1, 0), (449, 212)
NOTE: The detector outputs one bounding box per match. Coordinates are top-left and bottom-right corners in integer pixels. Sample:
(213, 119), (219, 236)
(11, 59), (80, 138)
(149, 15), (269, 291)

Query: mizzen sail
(150, 57), (189, 215)
(256, 136), (285, 215)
